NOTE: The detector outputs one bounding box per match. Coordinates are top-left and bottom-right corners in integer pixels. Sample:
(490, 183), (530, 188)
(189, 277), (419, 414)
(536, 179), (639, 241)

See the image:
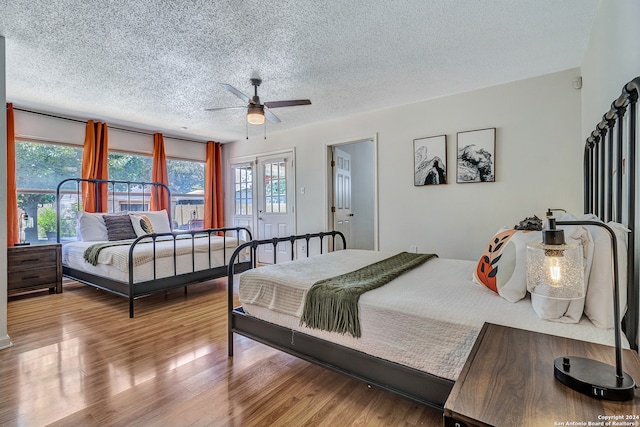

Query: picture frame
(456, 128), (496, 183)
(414, 135), (447, 186)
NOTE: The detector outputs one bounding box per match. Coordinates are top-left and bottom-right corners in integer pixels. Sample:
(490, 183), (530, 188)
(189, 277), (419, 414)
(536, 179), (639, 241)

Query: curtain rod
(11, 107), (211, 145)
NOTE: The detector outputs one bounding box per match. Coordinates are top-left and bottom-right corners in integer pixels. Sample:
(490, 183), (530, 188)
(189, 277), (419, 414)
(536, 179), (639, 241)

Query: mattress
(239, 249), (624, 381)
(63, 235), (247, 283)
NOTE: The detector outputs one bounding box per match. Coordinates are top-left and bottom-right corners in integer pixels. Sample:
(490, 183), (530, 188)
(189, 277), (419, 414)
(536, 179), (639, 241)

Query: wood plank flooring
(1, 279), (443, 426)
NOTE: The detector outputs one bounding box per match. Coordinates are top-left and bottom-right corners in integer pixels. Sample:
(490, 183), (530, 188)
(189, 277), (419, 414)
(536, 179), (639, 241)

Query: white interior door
(257, 154), (295, 264)
(333, 147), (352, 249)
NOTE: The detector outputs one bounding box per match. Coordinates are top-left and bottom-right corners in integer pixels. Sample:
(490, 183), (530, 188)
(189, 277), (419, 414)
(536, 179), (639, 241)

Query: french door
(256, 153), (295, 263)
(231, 151), (296, 263)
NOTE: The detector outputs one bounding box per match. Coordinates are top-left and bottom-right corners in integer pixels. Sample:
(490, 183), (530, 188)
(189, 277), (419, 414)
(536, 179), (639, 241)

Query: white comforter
(239, 249), (622, 381)
(63, 235), (246, 283)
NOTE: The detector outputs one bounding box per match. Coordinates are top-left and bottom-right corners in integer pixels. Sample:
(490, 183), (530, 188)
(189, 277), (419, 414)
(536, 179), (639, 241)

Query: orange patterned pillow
(474, 228), (540, 302)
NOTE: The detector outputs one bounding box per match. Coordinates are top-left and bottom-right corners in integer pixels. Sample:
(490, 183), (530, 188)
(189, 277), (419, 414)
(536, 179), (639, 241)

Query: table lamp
(16, 212), (33, 246)
(526, 217), (635, 401)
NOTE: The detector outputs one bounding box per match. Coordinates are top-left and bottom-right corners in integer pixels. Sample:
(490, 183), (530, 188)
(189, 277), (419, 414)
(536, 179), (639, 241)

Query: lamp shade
(526, 240), (584, 300)
(247, 104), (265, 125)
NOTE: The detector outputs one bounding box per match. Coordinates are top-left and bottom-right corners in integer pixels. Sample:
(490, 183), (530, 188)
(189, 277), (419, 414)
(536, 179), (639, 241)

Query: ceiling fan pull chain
(264, 120), (267, 140)
(246, 120), (249, 140)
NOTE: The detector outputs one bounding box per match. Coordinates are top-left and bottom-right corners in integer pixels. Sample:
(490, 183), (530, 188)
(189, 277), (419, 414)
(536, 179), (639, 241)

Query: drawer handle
(22, 275), (39, 280)
(20, 258), (40, 263)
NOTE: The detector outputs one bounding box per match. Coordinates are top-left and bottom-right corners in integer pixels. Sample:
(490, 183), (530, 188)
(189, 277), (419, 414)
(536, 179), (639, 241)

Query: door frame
(229, 148), (297, 255)
(325, 134), (379, 250)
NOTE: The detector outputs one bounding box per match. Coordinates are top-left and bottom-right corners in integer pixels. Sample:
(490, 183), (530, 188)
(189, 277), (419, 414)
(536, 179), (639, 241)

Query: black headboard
(583, 76), (640, 348)
(55, 178), (172, 242)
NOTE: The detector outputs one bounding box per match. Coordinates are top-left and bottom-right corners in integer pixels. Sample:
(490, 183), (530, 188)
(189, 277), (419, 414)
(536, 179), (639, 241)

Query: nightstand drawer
(7, 244), (62, 294)
(8, 267), (58, 290)
(8, 248), (58, 271)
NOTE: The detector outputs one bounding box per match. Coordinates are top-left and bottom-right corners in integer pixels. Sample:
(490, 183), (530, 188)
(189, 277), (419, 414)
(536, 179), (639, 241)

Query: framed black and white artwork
(414, 135), (447, 186)
(456, 128), (496, 183)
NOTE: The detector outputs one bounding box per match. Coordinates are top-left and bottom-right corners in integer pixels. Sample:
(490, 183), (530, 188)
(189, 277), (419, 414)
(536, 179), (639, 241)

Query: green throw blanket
(300, 251), (437, 338)
(83, 240), (136, 266)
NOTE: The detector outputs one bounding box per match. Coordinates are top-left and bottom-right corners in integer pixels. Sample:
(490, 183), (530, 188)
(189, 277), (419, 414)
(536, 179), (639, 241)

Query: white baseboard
(0, 335), (13, 350)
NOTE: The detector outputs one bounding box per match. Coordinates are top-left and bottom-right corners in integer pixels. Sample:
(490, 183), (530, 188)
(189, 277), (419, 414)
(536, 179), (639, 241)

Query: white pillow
(76, 211), (108, 241)
(581, 214), (629, 329)
(474, 214), (591, 309)
(473, 227), (542, 303)
(530, 213), (594, 324)
(129, 210), (172, 236)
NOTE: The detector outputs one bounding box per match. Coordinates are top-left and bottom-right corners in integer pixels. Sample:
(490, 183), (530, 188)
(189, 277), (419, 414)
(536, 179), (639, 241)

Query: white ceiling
(0, 0), (600, 143)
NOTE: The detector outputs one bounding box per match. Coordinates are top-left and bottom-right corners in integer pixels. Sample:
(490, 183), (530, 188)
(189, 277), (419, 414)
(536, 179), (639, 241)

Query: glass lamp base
(554, 356), (635, 401)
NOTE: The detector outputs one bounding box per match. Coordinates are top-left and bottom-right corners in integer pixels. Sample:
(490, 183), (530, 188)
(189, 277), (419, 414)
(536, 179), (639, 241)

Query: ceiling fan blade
(220, 83), (251, 104)
(264, 99), (311, 109)
(204, 106), (246, 111)
(264, 108), (281, 123)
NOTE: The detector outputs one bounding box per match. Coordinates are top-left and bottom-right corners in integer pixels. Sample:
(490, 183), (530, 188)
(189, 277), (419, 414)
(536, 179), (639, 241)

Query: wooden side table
(444, 323), (640, 427)
(7, 243), (62, 294)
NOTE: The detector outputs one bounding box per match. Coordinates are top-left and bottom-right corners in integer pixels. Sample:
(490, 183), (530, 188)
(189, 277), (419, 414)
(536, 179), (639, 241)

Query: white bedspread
(63, 235), (247, 283)
(239, 249), (624, 381)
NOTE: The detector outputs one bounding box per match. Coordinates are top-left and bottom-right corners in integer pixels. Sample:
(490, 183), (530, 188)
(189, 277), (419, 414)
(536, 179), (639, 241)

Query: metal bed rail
(125, 226), (252, 317)
(55, 177), (172, 240)
(226, 231), (346, 356)
(583, 76), (640, 348)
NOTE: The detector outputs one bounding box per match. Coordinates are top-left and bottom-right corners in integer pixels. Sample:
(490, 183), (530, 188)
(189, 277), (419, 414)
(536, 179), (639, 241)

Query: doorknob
(349, 213), (354, 217)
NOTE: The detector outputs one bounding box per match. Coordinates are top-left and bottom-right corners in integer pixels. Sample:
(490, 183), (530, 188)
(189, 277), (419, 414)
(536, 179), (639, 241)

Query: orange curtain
(6, 103), (19, 246)
(150, 133), (170, 212)
(81, 120), (109, 212)
(204, 141), (224, 229)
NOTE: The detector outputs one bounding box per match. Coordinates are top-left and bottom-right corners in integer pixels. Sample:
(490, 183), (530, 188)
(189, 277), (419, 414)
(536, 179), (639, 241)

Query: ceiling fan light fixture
(247, 104), (265, 125)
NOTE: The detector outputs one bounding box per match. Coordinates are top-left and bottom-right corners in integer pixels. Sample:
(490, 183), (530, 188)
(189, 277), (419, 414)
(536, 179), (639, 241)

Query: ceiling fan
(206, 78), (311, 125)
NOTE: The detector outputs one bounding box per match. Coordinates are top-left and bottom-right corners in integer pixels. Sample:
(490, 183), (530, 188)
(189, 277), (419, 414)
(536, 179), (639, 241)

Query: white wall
(225, 69), (584, 261)
(1, 36), (12, 350)
(581, 0), (640, 142)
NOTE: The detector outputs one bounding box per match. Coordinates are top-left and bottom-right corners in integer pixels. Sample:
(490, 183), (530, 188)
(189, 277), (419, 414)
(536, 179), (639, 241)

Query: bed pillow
(474, 218), (592, 306)
(76, 211), (109, 242)
(130, 213), (156, 237)
(129, 210), (172, 235)
(474, 228), (541, 303)
(581, 214), (629, 329)
(529, 213), (594, 324)
(103, 214), (137, 241)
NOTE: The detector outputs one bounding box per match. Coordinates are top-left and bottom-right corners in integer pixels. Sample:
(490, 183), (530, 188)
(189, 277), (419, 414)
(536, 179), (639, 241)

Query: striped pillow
(102, 214), (137, 241)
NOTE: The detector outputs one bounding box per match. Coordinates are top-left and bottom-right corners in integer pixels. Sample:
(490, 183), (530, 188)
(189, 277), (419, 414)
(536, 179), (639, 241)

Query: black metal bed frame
(226, 77), (640, 410)
(583, 76), (640, 349)
(56, 178), (253, 317)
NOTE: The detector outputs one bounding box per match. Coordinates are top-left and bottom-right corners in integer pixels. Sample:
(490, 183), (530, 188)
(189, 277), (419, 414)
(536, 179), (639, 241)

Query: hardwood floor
(1, 279), (443, 426)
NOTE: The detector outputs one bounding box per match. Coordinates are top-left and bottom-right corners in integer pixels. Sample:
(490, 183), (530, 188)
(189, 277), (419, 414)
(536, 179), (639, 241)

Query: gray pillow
(103, 214), (137, 241)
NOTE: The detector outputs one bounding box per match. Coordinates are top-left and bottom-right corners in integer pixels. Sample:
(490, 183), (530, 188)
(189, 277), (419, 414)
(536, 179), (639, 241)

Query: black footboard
(225, 231), (453, 409)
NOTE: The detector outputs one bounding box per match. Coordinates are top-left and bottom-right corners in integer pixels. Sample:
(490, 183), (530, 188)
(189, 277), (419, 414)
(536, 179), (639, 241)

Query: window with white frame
(233, 164), (253, 216)
(15, 140), (207, 243)
(15, 140), (83, 244)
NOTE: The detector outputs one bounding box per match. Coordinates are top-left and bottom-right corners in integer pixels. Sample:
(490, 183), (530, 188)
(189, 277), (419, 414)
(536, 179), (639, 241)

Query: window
(15, 140), (83, 244)
(234, 165), (253, 216)
(264, 160), (287, 213)
(167, 159), (205, 230)
(108, 152), (152, 182)
(15, 142), (207, 241)
(106, 154), (206, 229)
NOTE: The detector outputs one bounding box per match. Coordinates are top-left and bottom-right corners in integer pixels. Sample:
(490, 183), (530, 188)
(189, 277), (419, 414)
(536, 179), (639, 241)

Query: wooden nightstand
(7, 244), (62, 295)
(444, 323), (640, 427)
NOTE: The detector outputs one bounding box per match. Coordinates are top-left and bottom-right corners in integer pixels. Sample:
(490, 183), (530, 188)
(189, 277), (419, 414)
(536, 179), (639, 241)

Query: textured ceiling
(0, 0), (599, 143)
